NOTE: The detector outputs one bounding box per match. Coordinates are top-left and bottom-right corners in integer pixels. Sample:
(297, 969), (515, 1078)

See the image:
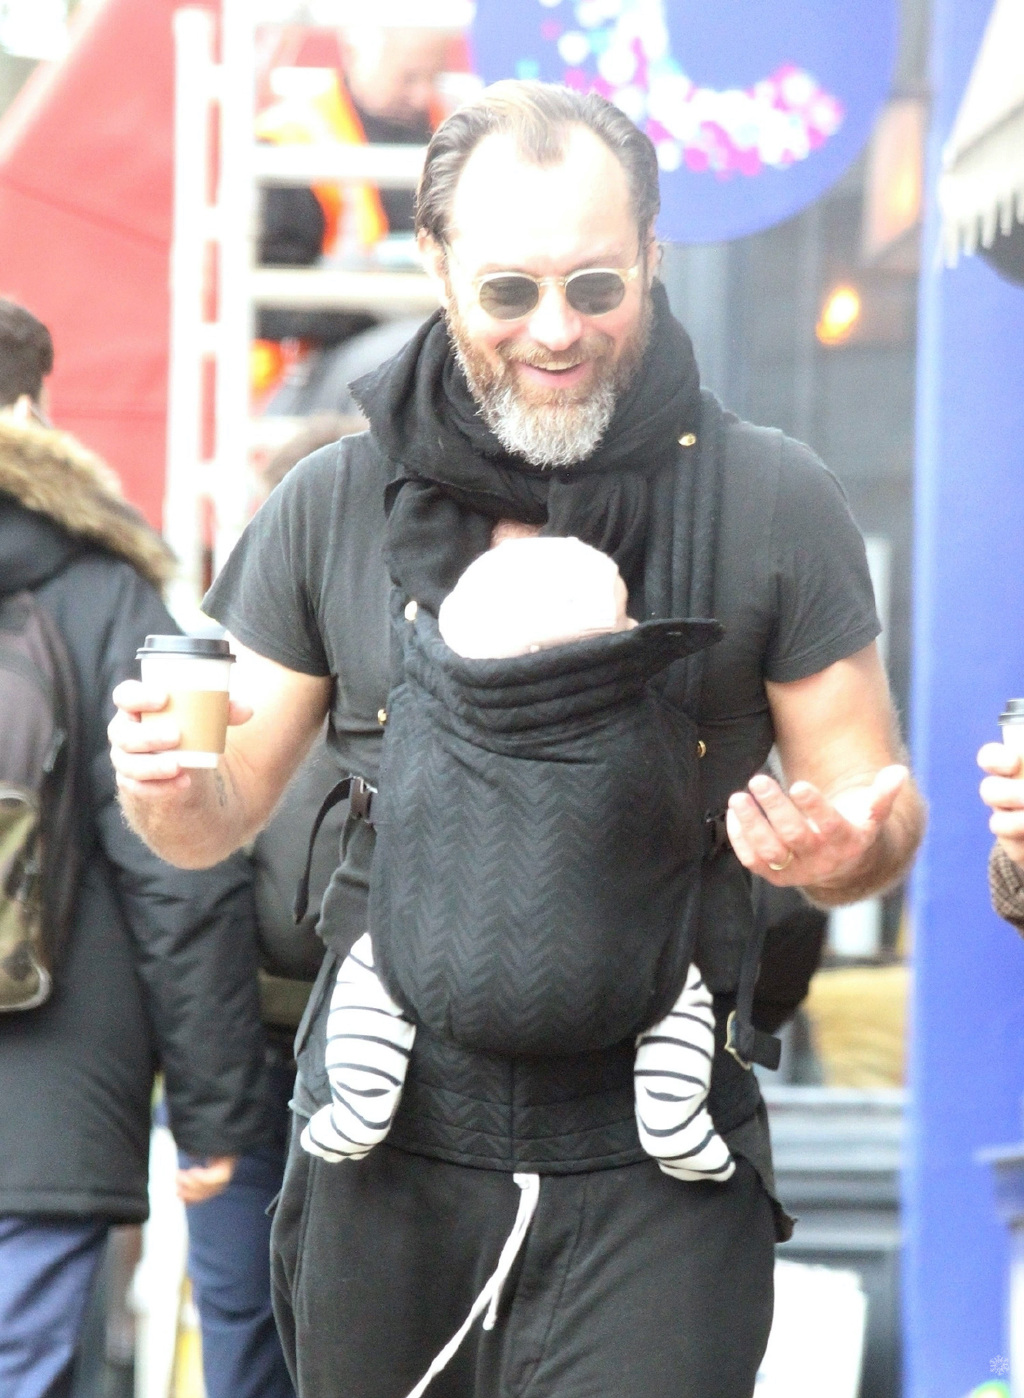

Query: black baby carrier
(298, 392), (780, 1072)
(370, 606), (721, 1055)
(367, 390), (736, 1060)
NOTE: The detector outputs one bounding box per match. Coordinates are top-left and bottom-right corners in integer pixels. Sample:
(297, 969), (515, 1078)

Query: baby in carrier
(301, 536), (735, 1183)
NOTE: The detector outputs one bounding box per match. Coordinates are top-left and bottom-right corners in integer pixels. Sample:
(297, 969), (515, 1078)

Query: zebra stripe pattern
(634, 963), (735, 1183)
(300, 932), (416, 1164)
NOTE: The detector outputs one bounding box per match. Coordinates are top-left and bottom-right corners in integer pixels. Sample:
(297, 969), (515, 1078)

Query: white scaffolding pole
(165, 7), (217, 626)
(214, 0), (259, 576)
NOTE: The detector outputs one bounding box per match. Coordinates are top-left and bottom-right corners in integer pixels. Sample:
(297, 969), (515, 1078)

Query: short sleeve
(763, 438), (881, 683)
(203, 447), (339, 676)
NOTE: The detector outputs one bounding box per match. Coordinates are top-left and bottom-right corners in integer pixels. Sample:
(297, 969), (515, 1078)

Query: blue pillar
(906, 0), (1024, 1392)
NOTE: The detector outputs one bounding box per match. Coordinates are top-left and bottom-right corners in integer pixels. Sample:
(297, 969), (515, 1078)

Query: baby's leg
(301, 933), (416, 1162)
(634, 964), (735, 1182)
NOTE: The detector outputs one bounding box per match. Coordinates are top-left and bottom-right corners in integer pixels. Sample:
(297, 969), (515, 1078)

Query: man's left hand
(726, 764), (909, 890)
(176, 1155), (237, 1204)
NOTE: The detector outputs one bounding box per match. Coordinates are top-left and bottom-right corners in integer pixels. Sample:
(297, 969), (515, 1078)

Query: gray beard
(463, 363), (618, 469)
(447, 280), (652, 469)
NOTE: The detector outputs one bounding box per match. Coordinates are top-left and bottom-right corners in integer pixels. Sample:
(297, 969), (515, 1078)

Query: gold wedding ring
(767, 850), (794, 872)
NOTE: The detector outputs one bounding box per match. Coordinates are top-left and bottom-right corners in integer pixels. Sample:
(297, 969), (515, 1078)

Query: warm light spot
(816, 285), (862, 345)
(891, 166), (920, 224)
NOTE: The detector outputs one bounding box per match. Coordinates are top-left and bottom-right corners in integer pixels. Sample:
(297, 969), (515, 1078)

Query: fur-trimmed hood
(0, 416), (175, 591)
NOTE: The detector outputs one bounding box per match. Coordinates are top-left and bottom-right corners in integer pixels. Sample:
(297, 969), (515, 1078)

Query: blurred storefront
(906, 0), (1024, 1392)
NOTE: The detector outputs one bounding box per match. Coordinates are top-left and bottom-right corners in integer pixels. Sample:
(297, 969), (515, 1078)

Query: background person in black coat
(174, 423), (344, 1398)
(0, 298), (271, 1398)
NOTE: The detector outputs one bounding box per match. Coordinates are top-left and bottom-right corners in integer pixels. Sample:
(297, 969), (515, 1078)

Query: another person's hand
(978, 742), (1024, 866)
(108, 680), (253, 798)
(176, 1155), (238, 1205)
(726, 764), (909, 890)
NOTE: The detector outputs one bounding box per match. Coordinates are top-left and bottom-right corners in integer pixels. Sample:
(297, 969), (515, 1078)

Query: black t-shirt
(204, 417), (878, 1112)
(207, 421), (877, 771)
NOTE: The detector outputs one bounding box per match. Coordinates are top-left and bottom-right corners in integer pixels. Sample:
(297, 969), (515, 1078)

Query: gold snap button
(377, 708), (388, 726)
(404, 600), (418, 621)
(679, 433), (697, 447)
(696, 739), (707, 758)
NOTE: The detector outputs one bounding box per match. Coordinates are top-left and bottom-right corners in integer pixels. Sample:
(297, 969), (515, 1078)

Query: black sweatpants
(271, 1120), (776, 1398)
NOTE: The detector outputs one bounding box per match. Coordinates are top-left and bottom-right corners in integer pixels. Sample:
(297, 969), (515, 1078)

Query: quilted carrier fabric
(369, 608), (722, 1056)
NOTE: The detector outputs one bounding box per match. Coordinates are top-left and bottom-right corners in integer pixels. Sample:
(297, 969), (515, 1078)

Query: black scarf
(351, 280), (701, 614)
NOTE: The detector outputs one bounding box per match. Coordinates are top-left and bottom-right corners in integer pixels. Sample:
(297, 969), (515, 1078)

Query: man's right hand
(108, 637), (332, 869)
(978, 742), (1024, 866)
(108, 680), (253, 797)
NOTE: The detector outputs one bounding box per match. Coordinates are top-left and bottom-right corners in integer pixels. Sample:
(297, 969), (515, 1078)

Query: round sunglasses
(468, 263), (641, 322)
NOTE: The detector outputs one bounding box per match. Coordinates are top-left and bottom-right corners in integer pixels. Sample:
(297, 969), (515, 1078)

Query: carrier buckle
(349, 776), (376, 822)
(725, 1010), (782, 1072)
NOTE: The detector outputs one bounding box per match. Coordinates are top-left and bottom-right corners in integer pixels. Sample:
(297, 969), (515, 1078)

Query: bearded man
(110, 82), (925, 1398)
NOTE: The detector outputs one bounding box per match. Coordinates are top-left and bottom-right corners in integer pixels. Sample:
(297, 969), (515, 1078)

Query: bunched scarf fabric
(351, 279), (702, 614)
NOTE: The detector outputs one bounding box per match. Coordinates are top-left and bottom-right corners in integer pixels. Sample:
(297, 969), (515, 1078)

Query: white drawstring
(404, 1172), (540, 1398)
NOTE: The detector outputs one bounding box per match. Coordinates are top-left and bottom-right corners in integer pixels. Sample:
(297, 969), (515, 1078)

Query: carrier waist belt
(384, 993), (762, 1174)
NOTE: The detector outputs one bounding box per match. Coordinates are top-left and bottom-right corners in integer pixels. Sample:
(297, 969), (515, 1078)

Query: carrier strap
(704, 809), (781, 1069)
(672, 389), (725, 714)
(725, 907), (783, 1071)
(681, 400), (780, 1073)
(293, 775), (376, 924)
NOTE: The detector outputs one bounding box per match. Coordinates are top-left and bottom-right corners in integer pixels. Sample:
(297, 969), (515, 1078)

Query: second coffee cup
(137, 635), (235, 768)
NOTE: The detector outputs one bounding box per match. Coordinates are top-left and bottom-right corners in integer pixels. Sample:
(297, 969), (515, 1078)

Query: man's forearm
(118, 762), (255, 870)
(802, 779), (926, 908)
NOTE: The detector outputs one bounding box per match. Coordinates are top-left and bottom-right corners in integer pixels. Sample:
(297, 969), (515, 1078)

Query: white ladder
(166, 2), (437, 623)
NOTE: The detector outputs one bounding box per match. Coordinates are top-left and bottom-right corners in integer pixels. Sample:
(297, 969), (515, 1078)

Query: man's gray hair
(415, 81), (660, 246)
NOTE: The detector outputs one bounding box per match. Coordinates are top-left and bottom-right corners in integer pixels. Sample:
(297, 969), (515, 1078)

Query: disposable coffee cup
(1000, 699), (1024, 763)
(137, 635), (235, 768)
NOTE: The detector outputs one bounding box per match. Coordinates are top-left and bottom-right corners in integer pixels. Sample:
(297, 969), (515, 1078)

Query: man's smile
(513, 359), (594, 391)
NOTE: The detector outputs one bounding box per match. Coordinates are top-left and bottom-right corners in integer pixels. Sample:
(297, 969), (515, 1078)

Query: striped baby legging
(301, 934), (734, 1185)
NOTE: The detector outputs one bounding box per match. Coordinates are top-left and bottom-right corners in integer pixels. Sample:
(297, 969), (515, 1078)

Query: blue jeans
(182, 1059), (295, 1398)
(0, 1215), (108, 1398)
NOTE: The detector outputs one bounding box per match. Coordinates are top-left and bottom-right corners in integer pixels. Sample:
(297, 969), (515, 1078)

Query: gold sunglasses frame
(444, 244), (642, 322)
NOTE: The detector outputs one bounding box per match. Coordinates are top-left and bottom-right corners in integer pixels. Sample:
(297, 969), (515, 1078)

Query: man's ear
(417, 232), (451, 309)
(642, 225), (660, 282)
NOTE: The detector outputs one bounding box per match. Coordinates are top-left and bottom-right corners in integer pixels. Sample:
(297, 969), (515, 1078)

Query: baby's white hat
(438, 535), (627, 660)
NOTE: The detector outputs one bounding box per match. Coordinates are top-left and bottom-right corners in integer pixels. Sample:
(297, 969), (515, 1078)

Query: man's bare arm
(109, 635), (332, 869)
(725, 642), (926, 906)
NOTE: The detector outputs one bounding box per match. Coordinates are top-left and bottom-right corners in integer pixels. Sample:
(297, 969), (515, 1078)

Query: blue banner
(471, 0), (899, 243)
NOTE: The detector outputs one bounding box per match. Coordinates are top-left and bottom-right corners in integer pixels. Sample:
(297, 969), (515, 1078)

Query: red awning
(0, 0), (215, 525)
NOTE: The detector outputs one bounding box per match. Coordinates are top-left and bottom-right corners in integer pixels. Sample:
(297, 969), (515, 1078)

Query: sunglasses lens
(566, 271), (628, 316)
(478, 275), (540, 320)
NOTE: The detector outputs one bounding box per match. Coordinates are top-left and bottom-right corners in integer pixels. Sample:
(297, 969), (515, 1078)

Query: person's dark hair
(415, 81), (660, 246)
(0, 298), (54, 407)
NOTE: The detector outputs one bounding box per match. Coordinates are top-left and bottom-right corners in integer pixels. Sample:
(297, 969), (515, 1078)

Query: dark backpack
(0, 589), (81, 1011)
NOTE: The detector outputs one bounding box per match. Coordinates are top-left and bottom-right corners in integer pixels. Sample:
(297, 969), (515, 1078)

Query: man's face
(423, 127), (654, 467)
(344, 28), (451, 126)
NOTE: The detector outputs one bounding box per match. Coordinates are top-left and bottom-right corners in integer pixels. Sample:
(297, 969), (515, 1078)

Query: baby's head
(438, 536), (635, 660)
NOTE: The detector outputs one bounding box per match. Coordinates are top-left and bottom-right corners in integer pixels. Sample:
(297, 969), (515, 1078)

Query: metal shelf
(252, 142), (426, 187)
(166, 2), (437, 617)
(251, 266), (438, 314)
